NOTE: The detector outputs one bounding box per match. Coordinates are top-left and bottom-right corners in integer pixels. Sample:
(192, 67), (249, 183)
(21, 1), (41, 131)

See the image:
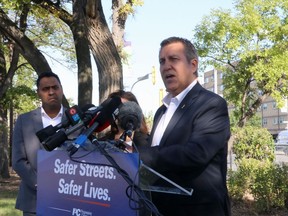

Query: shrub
(228, 159), (288, 213)
(233, 126), (275, 163)
(251, 163), (288, 212)
(228, 158), (263, 200)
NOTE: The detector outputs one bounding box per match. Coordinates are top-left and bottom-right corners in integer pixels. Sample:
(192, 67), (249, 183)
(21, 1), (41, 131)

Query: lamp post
(130, 73), (150, 91)
(130, 66), (157, 91)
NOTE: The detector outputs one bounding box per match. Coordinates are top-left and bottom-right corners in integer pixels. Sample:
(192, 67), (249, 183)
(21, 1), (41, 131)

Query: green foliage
(228, 159), (288, 213)
(228, 158), (263, 200)
(229, 112), (261, 129)
(119, 0), (144, 16)
(233, 126), (275, 162)
(193, 0), (288, 126)
(1, 67), (40, 113)
(251, 163), (288, 212)
(1, 0), (76, 69)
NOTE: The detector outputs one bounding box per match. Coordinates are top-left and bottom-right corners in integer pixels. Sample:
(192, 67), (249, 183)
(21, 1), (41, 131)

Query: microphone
(118, 101), (143, 138)
(67, 96), (122, 155)
(36, 105), (87, 142)
(41, 105), (99, 152)
(42, 96), (122, 152)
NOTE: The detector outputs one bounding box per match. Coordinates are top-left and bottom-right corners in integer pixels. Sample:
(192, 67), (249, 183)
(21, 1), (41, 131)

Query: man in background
(12, 72), (64, 216)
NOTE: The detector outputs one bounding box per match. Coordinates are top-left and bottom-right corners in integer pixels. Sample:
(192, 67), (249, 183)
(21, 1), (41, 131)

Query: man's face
(37, 77), (63, 110)
(159, 42), (198, 97)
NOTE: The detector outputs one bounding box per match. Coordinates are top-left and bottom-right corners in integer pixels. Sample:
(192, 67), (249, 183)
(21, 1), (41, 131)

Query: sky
(53, 0), (234, 116)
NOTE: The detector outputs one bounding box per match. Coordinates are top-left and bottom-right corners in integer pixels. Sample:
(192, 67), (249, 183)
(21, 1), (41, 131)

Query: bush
(228, 158), (264, 200)
(233, 126), (275, 163)
(228, 158), (288, 213)
(251, 163), (288, 212)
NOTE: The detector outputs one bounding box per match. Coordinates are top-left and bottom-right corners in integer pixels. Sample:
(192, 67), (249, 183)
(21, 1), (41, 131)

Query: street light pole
(130, 73), (150, 91)
(130, 66), (157, 91)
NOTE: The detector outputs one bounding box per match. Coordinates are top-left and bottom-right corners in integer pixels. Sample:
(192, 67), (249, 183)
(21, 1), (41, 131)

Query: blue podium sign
(37, 150), (139, 216)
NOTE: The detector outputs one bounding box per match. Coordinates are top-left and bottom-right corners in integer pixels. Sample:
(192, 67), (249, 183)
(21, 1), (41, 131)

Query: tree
(193, 0), (288, 127)
(32, 0), (143, 103)
(0, 2), (70, 176)
(0, 0), (144, 176)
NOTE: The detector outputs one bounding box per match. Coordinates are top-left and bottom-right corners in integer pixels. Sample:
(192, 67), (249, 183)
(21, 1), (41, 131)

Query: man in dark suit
(12, 72), (64, 216)
(139, 37), (231, 216)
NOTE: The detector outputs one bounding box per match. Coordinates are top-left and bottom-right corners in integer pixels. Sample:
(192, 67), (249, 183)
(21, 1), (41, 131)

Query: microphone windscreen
(118, 101), (143, 130)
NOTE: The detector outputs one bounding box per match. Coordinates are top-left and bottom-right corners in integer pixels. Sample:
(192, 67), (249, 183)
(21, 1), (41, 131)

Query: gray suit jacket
(12, 107), (43, 212)
(12, 107), (95, 212)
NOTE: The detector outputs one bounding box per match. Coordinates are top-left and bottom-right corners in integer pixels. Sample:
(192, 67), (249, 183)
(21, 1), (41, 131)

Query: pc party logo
(72, 208), (92, 216)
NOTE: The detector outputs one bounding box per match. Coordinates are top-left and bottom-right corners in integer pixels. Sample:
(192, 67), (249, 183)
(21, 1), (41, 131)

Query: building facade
(202, 69), (288, 138)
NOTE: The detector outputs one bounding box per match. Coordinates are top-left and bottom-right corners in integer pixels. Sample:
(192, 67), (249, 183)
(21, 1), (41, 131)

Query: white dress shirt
(41, 105), (64, 128)
(151, 80), (197, 147)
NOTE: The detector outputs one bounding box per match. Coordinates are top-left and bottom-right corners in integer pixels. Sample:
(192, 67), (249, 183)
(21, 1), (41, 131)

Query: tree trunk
(85, 0), (123, 103)
(32, 0), (96, 107)
(0, 46), (10, 178)
(0, 107), (10, 178)
(72, 0), (93, 107)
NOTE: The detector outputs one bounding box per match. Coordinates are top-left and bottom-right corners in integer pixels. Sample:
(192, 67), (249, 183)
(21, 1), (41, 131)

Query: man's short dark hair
(160, 36), (198, 62)
(36, 72), (62, 88)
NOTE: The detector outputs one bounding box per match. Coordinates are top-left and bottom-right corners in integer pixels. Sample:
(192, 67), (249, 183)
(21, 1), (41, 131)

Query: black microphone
(118, 101), (143, 138)
(42, 96), (122, 152)
(36, 105), (90, 143)
(40, 105), (98, 151)
(67, 96), (122, 155)
(41, 105), (101, 151)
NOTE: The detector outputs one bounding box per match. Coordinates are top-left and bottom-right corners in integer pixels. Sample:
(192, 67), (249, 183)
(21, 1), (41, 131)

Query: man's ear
(190, 58), (198, 73)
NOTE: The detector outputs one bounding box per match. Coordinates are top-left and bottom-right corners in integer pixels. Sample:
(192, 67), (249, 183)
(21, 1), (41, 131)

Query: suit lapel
(150, 105), (166, 140)
(158, 83), (202, 146)
(32, 108), (43, 133)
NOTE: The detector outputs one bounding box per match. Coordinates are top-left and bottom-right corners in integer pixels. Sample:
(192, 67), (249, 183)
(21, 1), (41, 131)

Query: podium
(37, 141), (193, 216)
(139, 163), (193, 196)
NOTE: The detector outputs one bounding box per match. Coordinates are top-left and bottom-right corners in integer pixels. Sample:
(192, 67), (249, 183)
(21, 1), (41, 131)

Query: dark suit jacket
(140, 82), (231, 216)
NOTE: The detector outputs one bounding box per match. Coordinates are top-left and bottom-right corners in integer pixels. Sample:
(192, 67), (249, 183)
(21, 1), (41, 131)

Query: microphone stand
(67, 121), (99, 156)
(89, 136), (162, 216)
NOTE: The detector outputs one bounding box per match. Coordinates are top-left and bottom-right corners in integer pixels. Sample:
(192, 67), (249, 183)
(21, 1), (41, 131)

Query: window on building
(263, 118), (267, 125)
(273, 117), (278, 125)
(205, 77), (209, 83)
(272, 102), (277, 109)
(262, 103), (268, 110)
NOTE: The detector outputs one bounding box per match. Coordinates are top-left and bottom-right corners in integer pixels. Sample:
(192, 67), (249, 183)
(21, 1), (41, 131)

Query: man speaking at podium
(139, 37), (231, 216)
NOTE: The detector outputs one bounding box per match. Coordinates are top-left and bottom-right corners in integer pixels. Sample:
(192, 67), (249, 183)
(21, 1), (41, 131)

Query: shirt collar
(41, 105), (64, 119)
(162, 79), (198, 108)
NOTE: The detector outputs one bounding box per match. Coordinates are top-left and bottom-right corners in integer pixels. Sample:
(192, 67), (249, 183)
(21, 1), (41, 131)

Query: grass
(0, 191), (21, 216)
(0, 171), (22, 216)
